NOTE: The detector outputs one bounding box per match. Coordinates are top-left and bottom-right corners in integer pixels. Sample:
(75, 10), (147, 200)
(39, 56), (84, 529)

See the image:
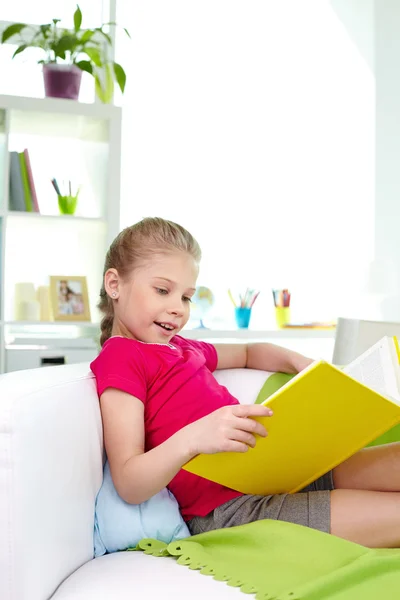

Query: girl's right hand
(184, 404), (273, 457)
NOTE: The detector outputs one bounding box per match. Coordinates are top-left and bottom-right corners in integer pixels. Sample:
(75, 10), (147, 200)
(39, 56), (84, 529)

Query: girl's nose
(168, 306), (184, 316)
(167, 297), (185, 316)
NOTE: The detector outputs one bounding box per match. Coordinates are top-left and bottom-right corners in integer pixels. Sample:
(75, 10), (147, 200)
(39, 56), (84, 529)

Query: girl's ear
(104, 268), (120, 299)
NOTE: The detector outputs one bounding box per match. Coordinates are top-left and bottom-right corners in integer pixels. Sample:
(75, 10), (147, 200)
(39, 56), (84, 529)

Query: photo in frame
(49, 275), (91, 321)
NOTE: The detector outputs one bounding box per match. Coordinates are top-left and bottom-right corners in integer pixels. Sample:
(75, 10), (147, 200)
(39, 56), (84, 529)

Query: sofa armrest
(0, 364), (103, 600)
(214, 368), (273, 404)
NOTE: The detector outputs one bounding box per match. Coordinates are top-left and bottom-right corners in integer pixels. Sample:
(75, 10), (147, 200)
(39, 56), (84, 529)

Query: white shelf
(183, 328), (336, 361)
(5, 321), (98, 327)
(5, 211), (106, 223)
(182, 328), (336, 340)
(0, 94), (120, 121)
(0, 95), (121, 142)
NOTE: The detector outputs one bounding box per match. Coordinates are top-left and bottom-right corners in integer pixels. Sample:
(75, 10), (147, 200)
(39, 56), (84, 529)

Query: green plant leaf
(95, 27), (112, 45)
(94, 72), (106, 103)
(12, 44), (28, 58)
(39, 24), (52, 38)
(104, 63), (114, 102)
(52, 19), (61, 25)
(55, 34), (78, 56)
(75, 59), (93, 75)
(113, 61), (126, 93)
(101, 22), (130, 39)
(80, 30), (95, 43)
(95, 64), (114, 103)
(74, 5), (82, 32)
(1, 23), (27, 44)
(84, 46), (102, 67)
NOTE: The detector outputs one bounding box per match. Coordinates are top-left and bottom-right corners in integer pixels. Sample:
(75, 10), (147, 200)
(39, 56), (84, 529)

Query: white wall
(330, 0), (400, 322)
(117, 1), (374, 325)
(330, 0), (374, 72)
(371, 0), (400, 321)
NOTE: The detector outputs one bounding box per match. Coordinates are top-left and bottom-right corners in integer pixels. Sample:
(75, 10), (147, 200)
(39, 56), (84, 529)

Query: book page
(343, 337), (400, 402)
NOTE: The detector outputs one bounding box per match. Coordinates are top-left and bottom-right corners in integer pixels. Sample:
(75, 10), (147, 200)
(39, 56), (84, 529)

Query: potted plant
(1, 5), (130, 102)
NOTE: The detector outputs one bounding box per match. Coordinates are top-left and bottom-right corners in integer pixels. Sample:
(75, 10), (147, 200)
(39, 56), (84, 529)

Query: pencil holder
(275, 307), (291, 328)
(235, 307), (252, 329)
(58, 194), (78, 215)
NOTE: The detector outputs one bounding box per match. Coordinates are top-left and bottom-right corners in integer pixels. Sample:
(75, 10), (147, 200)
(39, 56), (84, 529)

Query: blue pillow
(94, 461), (190, 557)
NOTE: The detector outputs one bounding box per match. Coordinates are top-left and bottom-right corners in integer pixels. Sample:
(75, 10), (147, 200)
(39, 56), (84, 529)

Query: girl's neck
(111, 321), (137, 341)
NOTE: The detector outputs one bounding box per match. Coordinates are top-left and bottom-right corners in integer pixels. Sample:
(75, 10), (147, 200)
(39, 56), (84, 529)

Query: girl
(91, 217), (400, 548)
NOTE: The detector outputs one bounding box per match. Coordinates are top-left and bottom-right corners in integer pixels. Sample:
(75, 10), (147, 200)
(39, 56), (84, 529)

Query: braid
(98, 284), (114, 346)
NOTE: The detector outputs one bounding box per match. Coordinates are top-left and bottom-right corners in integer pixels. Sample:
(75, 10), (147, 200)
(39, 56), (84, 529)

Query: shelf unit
(0, 94), (122, 373)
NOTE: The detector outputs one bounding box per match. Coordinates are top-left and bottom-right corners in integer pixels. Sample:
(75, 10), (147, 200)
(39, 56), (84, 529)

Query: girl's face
(111, 251), (199, 344)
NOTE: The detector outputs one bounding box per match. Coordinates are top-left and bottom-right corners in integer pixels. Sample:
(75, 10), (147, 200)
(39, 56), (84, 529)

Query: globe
(190, 286), (215, 328)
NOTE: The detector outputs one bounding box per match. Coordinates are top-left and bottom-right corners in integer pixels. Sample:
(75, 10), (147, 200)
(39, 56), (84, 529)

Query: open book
(183, 336), (400, 495)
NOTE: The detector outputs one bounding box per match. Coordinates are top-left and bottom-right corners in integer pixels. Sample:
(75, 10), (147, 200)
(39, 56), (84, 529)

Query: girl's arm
(100, 388), (193, 504)
(100, 387), (271, 505)
(214, 342), (313, 373)
(246, 342), (314, 373)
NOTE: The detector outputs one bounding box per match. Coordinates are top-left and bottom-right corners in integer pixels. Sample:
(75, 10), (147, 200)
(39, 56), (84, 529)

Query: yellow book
(183, 336), (400, 495)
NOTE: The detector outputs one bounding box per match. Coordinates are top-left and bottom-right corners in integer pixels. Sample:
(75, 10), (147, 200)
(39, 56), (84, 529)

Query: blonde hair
(98, 217), (201, 346)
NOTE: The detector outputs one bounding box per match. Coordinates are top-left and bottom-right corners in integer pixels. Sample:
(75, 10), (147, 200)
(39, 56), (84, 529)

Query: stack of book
(9, 149), (40, 213)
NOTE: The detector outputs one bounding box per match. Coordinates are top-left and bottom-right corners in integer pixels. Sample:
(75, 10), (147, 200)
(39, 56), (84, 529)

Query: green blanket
(134, 520), (400, 599)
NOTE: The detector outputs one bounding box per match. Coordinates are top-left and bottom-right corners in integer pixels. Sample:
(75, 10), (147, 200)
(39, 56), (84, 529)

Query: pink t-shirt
(90, 335), (243, 520)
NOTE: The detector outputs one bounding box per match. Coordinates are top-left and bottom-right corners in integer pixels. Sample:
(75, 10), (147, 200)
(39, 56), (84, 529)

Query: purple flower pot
(43, 64), (82, 100)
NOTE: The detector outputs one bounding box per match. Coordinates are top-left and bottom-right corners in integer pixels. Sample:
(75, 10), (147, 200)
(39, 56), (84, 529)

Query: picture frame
(49, 275), (91, 321)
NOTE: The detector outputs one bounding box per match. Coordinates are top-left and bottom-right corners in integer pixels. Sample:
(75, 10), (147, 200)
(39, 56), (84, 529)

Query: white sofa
(0, 362), (271, 600)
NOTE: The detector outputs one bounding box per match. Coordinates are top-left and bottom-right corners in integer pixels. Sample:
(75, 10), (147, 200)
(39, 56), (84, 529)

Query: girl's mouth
(154, 321), (176, 332)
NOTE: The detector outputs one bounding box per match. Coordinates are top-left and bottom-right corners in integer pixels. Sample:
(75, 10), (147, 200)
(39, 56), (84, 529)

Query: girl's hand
(184, 404), (273, 457)
(294, 355), (315, 373)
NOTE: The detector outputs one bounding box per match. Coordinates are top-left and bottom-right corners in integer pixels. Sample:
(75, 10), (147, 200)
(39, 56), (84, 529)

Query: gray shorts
(187, 471), (334, 535)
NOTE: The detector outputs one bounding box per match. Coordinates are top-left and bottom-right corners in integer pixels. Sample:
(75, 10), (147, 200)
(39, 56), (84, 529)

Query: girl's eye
(156, 288), (168, 295)
(183, 296), (192, 303)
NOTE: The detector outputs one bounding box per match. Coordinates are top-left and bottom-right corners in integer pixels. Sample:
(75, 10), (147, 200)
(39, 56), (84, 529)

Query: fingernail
(266, 409), (273, 415)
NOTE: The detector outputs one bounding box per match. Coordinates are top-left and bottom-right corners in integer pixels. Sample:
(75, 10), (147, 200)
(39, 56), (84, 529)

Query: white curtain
(116, 0), (374, 324)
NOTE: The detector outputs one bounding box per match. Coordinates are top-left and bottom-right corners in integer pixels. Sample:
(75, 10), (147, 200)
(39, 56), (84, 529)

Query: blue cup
(235, 307), (252, 329)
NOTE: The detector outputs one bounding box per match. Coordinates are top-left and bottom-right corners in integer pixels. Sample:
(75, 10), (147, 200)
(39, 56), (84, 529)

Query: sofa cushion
(52, 551), (242, 599)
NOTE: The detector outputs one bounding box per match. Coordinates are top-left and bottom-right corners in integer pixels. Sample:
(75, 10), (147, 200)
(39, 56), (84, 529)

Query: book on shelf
(183, 336), (400, 495)
(8, 149), (39, 213)
(9, 151), (26, 212)
(23, 149), (39, 212)
(18, 151), (34, 212)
